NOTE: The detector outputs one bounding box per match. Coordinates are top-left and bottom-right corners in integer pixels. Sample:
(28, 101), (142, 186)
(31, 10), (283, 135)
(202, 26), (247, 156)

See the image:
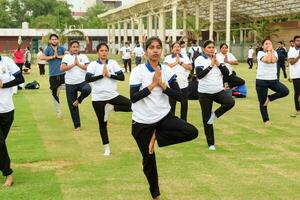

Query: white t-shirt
(180, 48), (188, 58)
(164, 54), (191, 89)
(120, 46), (131, 59)
(62, 54), (90, 85)
(256, 51), (278, 80)
(216, 52), (237, 76)
(188, 46), (202, 61)
(248, 49), (254, 58)
(37, 51), (46, 64)
(288, 47), (300, 79)
(194, 55), (224, 94)
(134, 47), (144, 57)
(129, 63), (176, 124)
(87, 59), (122, 101)
(0, 56), (20, 113)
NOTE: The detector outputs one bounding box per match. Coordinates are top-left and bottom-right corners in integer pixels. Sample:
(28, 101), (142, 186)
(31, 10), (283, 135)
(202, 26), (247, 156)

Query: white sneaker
(207, 112), (216, 125)
(104, 104), (114, 122)
(208, 145), (216, 151)
(103, 144), (111, 156)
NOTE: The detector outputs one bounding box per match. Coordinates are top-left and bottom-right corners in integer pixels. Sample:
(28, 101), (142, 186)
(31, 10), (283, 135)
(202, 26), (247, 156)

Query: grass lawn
(1, 55), (300, 200)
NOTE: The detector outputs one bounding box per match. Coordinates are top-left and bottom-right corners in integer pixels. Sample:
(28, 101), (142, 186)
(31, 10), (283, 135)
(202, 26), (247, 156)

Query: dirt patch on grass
(15, 160), (73, 172)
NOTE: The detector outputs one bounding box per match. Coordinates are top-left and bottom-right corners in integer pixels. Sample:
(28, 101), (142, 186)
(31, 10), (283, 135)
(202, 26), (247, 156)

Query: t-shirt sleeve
(61, 54), (69, 65)
(44, 47), (50, 56)
(6, 57), (20, 75)
(82, 55), (90, 64)
(257, 51), (264, 61)
(182, 55), (191, 64)
(230, 53), (237, 61)
(163, 56), (171, 64)
(112, 60), (122, 73)
(288, 49), (297, 59)
(165, 65), (177, 84)
(194, 56), (205, 69)
(129, 67), (142, 87)
(86, 62), (95, 75)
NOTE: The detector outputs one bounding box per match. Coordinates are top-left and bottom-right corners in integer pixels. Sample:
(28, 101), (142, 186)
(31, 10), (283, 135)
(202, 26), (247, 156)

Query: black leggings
(169, 87), (189, 121)
(247, 58), (253, 69)
(38, 64), (45, 75)
(132, 112), (198, 199)
(225, 72), (245, 88)
(277, 60), (287, 80)
(16, 63), (23, 75)
(292, 78), (300, 112)
(123, 59), (131, 72)
(198, 91), (235, 146)
(0, 110), (14, 177)
(92, 95), (131, 145)
(49, 74), (65, 103)
(256, 79), (289, 122)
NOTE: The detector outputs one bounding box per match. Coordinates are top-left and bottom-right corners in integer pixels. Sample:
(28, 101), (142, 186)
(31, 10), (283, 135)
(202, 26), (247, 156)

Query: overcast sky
(68, 0), (136, 12)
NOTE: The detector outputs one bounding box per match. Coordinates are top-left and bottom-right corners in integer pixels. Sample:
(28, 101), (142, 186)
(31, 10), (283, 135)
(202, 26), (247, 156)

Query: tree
(0, 0), (15, 28)
(78, 3), (108, 28)
(247, 20), (281, 43)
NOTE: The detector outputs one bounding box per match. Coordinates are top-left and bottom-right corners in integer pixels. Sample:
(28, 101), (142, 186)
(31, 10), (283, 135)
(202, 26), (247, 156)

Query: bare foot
(3, 175), (13, 187)
(73, 100), (79, 107)
(153, 196), (160, 200)
(264, 120), (272, 125)
(149, 130), (156, 154)
(74, 127), (81, 131)
(264, 97), (270, 106)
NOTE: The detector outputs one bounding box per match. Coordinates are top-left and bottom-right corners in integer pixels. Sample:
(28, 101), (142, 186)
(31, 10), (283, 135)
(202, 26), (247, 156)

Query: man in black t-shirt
(276, 41), (288, 80)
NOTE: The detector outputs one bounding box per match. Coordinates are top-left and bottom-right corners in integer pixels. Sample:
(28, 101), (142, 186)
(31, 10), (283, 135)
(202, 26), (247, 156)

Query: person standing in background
(23, 47), (31, 74)
(120, 42), (132, 72)
(247, 45), (254, 69)
(13, 45), (24, 74)
(133, 43), (144, 66)
(276, 41), (288, 80)
(37, 47), (46, 75)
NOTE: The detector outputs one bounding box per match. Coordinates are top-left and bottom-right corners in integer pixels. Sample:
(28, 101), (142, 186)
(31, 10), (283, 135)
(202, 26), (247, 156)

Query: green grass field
(1, 55), (300, 200)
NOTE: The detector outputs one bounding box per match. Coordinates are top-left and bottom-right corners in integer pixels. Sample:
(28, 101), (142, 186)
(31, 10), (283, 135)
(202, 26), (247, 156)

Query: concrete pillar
(147, 15), (153, 37)
(154, 15), (158, 36)
(131, 18), (135, 45)
(118, 22), (121, 49)
(112, 23), (116, 54)
(225, 0), (231, 46)
(172, 2), (177, 43)
(195, 5), (199, 30)
(159, 10), (166, 56)
(240, 28), (243, 44)
(209, 1), (214, 40)
(138, 17), (143, 44)
(124, 21), (128, 43)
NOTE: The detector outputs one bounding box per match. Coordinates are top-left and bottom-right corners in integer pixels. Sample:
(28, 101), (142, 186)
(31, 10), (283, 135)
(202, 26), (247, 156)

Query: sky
(67, 0), (136, 12)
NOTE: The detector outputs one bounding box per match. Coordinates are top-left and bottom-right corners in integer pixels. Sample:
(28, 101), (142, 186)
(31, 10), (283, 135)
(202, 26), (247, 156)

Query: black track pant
(256, 79), (289, 122)
(66, 82), (91, 128)
(132, 112), (198, 199)
(169, 87), (189, 121)
(92, 95), (131, 145)
(49, 74), (65, 103)
(0, 110), (14, 177)
(247, 58), (253, 69)
(198, 91), (235, 146)
(292, 78), (300, 112)
(38, 64), (45, 75)
(123, 59), (132, 72)
(277, 60), (287, 80)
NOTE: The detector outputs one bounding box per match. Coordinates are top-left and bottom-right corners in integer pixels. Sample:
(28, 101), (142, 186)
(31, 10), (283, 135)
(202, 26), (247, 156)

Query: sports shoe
(208, 145), (216, 151)
(103, 144), (111, 156)
(104, 104), (114, 122)
(207, 112), (216, 125)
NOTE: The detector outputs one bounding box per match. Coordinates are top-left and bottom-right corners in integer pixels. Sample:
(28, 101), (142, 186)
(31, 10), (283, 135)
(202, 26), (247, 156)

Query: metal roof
(98, 0), (300, 23)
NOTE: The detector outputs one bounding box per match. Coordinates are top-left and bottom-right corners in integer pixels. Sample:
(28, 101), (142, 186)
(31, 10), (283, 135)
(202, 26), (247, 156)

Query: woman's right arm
(85, 73), (104, 83)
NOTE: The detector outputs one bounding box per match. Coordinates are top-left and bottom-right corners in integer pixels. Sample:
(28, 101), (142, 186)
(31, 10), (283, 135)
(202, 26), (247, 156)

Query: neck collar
(97, 59), (109, 64)
(145, 60), (161, 72)
(171, 54), (183, 58)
